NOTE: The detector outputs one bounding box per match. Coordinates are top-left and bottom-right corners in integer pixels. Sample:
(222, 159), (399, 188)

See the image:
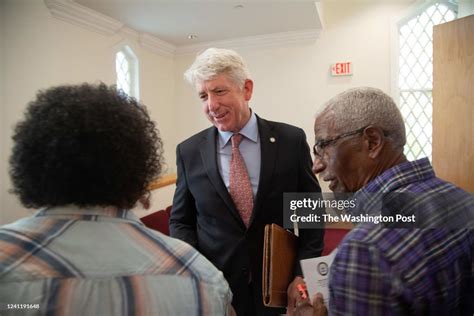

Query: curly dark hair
(9, 83), (163, 209)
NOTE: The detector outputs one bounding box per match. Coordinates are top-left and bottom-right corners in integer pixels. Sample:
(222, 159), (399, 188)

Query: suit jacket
(170, 115), (324, 315)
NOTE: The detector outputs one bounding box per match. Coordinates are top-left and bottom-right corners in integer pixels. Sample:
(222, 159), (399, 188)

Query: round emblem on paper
(269, 137), (276, 143)
(317, 262), (329, 276)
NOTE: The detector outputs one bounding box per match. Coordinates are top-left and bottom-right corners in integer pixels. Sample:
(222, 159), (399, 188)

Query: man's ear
(363, 126), (385, 159)
(243, 79), (253, 101)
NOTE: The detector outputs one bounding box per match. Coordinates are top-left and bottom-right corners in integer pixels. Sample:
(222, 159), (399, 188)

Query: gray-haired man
(170, 48), (325, 315)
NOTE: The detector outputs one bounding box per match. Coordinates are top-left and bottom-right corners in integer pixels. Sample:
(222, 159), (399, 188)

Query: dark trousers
(232, 281), (285, 316)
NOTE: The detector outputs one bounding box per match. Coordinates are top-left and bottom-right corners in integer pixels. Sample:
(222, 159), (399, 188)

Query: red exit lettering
(331, 62), (352, 76)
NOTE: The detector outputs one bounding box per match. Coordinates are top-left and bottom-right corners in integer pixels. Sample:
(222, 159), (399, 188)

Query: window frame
(115, 44), (140, 100)
(390, 0), (458, 161)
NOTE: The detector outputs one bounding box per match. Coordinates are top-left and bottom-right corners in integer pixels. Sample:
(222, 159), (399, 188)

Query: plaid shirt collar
(351, 158), (434, 214)
(34, 205), (142, 224)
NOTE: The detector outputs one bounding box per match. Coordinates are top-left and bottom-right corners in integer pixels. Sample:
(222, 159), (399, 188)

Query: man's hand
(286, 276), (305, 316)
(294, 293), (328, 316)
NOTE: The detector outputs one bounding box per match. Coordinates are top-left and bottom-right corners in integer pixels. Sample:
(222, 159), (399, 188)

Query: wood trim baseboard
(148, 173), (177, 191)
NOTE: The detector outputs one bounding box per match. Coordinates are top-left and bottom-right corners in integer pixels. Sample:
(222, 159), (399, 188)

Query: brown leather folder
(262, 223), (297, 307)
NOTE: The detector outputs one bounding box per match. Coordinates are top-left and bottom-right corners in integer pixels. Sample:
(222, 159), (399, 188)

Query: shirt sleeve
(329, 238), (406, 315)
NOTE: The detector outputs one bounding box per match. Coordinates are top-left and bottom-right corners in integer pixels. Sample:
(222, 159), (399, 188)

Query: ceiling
(74, 0), (322, 46)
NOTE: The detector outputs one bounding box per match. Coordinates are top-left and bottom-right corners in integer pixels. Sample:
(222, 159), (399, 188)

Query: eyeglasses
(313, 126), (368, 158)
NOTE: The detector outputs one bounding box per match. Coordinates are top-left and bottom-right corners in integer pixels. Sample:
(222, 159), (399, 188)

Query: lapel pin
(269, 137), (276, 143)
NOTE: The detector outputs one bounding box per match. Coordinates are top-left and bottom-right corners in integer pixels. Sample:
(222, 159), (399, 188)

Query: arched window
(398, 1), (457, 160)
(115, 45), (139, 99)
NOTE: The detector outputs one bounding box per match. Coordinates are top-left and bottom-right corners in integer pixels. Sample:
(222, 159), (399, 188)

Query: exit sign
(331, 62), (352, 76)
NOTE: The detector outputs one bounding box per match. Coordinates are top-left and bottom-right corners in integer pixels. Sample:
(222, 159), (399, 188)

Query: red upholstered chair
(321, 228), (351, 256)
(141, 206), (349, 254)
(140, 206), (172, 235)
(165, 205), (172, 217)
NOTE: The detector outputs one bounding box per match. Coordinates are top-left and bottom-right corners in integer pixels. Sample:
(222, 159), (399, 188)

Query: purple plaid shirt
(329, 158), (473, 315)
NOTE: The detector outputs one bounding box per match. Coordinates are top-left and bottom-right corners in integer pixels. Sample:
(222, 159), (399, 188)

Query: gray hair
(319, 87), (406, 149)
(184, 48), (251, 88)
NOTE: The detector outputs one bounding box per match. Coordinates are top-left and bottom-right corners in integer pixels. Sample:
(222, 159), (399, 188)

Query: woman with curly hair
(0, 83), (232, 315)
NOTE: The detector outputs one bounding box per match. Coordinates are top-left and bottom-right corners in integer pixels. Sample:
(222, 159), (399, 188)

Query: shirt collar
(351, 158), (434, 214)
(362, 157), (434, 193)
(218, 110), (258, 148)
(34, 204), (142, 224)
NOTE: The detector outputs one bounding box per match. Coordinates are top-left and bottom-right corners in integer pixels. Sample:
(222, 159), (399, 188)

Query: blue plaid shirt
(329, 158), (473, 315)
(0, 206), (232, 316)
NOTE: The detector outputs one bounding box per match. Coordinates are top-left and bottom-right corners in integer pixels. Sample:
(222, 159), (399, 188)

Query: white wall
(459, 0), (474, 17)
(174, 1), (412, 191)
(1, 0), (415, 224)
(1, 0), (176, 224)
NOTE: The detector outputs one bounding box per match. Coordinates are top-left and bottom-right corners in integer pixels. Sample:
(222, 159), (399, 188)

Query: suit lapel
(252, 116), (278, 224)
(199, 127), (244, 226)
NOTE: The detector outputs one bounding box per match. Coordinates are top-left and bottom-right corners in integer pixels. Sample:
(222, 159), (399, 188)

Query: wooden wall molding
(44, 0), (176, 57)
(148, 173), (177, 191)
(44, 0), (320, 58)
(44, 0), (124, 36)
(175, 29), (321, 56)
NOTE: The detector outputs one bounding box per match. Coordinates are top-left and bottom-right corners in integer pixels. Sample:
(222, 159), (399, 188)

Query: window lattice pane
(116, 51), (131, 96)
(398, 2), (456, 161)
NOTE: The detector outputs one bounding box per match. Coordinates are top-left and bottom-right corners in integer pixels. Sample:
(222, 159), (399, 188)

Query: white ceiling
(74, 0), (322, 46)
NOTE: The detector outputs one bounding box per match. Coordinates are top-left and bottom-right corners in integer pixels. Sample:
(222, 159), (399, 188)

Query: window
(398, 1), (457, 160)
(115, 45), (139, 99)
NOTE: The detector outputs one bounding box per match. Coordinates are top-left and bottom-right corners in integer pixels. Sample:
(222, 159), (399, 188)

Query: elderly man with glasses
(295, 87), (473, 315)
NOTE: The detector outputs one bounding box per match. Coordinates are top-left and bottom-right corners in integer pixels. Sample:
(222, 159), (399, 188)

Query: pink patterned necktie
(229, 133), (254, 227)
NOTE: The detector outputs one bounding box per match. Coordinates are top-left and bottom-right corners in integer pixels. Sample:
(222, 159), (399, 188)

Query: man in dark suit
(170, 48), (324, 316)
